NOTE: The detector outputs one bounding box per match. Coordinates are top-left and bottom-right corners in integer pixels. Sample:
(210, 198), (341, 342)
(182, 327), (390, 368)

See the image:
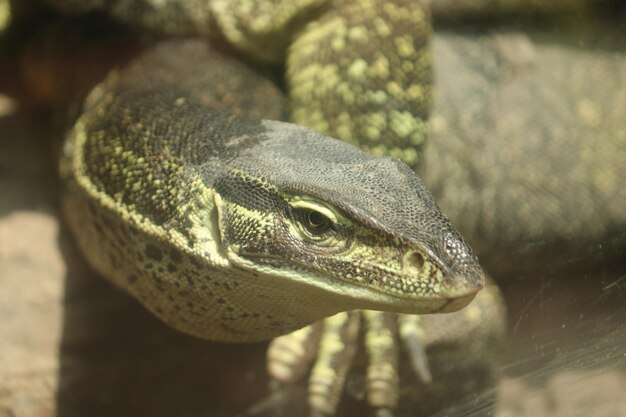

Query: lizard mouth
(433, 270), (484, 313)
(250, 252), (482, 303)
(436, 292), (479, 313)
(234, 252), (482, 315)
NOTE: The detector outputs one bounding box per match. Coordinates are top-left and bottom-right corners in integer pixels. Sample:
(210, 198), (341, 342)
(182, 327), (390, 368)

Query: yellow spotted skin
(288, 0), (432, 167)
(210, 0), (328, 63)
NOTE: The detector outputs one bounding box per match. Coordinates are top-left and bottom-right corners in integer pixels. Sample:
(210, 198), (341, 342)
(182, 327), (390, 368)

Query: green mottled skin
(287, 0), (432, 166)
(3, 0), (498, 413)
(9, 0), (624, 414)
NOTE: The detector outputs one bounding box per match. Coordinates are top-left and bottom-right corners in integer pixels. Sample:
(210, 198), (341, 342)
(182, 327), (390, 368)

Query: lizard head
(213, 120), (484, 316)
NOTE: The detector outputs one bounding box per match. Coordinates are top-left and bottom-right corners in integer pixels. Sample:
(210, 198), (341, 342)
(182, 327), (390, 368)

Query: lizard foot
(267, 310), (434, 416)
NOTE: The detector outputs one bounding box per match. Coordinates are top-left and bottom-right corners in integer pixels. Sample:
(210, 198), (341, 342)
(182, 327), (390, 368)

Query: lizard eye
(297, 208), (333, 235)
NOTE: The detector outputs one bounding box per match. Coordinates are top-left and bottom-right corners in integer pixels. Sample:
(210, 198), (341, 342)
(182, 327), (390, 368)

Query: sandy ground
(0, 91), (625, 417)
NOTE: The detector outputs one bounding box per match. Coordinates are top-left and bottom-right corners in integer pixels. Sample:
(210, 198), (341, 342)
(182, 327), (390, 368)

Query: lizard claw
(397, 314), (433, 384)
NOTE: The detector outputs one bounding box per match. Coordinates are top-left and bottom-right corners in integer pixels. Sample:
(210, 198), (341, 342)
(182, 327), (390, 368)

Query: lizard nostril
(403, 251), (425, 271)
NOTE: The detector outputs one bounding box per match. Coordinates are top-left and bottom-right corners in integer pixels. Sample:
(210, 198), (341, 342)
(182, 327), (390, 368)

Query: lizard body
(60, 39), (482, 342)
(1, 1), (505, 413)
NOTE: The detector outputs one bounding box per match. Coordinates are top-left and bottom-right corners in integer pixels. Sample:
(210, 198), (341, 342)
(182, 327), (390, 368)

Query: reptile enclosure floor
(1, 91), (625, 417)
